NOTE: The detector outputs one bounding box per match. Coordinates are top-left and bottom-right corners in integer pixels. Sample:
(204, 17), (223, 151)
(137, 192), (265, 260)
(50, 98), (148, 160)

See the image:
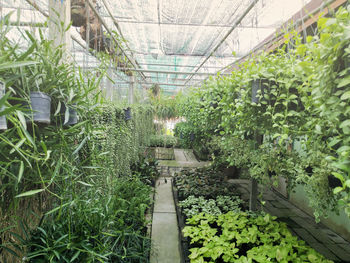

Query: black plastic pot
(124, 107), (132, 121)
(328, 175), (342, 189)
(60, 103), (78, 126)
(28, 92), (51, 124)
(304, 166), (313, 177)
(190, 133), (195, 141)
(0, 82), (7, 130)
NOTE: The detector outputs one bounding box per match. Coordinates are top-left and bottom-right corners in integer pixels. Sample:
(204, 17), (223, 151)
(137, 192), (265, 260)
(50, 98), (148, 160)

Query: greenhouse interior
(1, 0), (350, 262)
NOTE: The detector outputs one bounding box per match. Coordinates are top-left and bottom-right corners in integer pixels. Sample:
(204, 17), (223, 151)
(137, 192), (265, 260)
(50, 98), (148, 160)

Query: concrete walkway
(150, 177), (181, 263)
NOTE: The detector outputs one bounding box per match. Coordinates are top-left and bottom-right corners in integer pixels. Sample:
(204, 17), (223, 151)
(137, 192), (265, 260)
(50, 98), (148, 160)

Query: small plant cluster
(174, 122), (197, 149)
(183, 212), (333, 263)
(177, 6), (350, 219)
(173, 168), (238, 201)
(179, 195), (242, 218)
(131, 156), (160, 187)
(149, 134), (177, 148)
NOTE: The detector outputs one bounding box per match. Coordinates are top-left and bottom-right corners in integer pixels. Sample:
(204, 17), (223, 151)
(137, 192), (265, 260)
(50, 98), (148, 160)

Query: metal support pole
(106, 64), (113, 101)
(48, 0), (71, 57)
(249, 79), (262, 212)
(129, 74), (135, 104)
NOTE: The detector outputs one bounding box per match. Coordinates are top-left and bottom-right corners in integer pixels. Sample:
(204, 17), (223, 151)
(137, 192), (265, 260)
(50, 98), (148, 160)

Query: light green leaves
(16, 189), (44, 198)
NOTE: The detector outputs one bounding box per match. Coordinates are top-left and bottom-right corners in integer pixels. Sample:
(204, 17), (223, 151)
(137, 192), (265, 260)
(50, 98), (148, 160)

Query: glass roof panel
(1, 0), (314, 94)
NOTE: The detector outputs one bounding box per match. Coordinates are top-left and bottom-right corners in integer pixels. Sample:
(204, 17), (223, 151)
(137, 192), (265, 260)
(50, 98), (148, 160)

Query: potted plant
(26, 91), (51, 124)
(124, 107), (132, 121)
(59, 103), (78, 126)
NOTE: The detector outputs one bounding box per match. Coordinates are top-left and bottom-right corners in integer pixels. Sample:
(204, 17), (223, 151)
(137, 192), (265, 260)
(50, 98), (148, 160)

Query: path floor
(151, 149), (204, 263)
(150, 177), (180, 263)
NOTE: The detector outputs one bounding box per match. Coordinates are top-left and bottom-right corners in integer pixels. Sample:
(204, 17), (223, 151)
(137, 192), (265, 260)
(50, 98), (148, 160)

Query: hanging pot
(60, 103), (78, 126)
(27, 92), (51, 124)
(190, 133), (195, 141)
(328, 175), (342, 189)
(0, 81), (7, 130)
(124, 107), (132, 121)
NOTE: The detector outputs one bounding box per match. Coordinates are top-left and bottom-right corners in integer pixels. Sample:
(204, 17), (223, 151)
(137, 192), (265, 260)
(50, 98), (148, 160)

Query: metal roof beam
(86, 0), (148, 81)
(115, 82), (190, 87)
(184, 0), (259, 85)
(117, 67), (231, 76)
(104, 19), (276, 29)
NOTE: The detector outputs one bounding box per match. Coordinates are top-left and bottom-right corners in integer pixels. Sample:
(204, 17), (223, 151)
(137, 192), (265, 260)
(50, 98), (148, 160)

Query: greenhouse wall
(275, 181), (350, 242)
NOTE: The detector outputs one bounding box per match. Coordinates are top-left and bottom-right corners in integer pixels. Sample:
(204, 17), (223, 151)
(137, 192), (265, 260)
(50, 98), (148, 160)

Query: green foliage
(149, 134), (177, 148)
(179, 195), (242, 218)
(0, 14), (154, 261)
(131, 156), (160, 186)
(21, 177), (152, 262)
(173, 168), (238, 201)
(177, 6), (350, 219)
(174, 121), (196, 149)
(149, 91), (183, 120)
(183, 212), (333, 263)
(89, 104), (154, 177)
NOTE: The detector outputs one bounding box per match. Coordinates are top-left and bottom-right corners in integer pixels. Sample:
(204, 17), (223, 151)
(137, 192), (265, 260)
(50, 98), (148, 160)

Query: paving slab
(151, 178), (181, 263)
(150, 212), (180, 263)
(154, 178), (176, 213)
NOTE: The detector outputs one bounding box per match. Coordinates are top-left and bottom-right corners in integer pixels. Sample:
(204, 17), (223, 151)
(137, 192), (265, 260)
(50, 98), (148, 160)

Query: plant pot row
(0, 85), (78, 130)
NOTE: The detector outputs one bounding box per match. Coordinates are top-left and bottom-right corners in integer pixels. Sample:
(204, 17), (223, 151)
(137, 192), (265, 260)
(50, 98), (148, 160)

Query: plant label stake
(0, 81), (7, 130)
(249, 79), (263, 211)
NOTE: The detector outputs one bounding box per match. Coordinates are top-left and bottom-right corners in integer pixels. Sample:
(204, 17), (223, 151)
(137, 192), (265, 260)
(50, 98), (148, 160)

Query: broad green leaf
(333, 187), (343, 194)
(17, 161), (24, 183)
(72, 137), (87, 155)
(338, 77), (350, 88)
(340, 91), (350, 100)
(77, 181), (93, 187)
(16, 189), (44, 198)
(16, 110), (27, 130)
(340, 119), (350, 129)
(0, 60), (38, 70)
(54, 100), (61, 116)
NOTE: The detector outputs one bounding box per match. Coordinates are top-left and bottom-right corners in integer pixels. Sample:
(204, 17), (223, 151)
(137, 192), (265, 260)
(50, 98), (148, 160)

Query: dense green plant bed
(179, 195), (242, 218)
(149, 134), (177, 148)
(183, 212), (333, 263)
(173, 168), (239, 201)
(22, 176), (152, 262)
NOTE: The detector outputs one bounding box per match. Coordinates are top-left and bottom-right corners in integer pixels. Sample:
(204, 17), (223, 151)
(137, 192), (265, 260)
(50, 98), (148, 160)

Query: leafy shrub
(179, 195), (242, 218)
(183, 212), (333, 263)
(131, 156), (160, 186)
(174, 121), (195, 149)
(149, 134), (177, 148)
(173, 168), (238, 201)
